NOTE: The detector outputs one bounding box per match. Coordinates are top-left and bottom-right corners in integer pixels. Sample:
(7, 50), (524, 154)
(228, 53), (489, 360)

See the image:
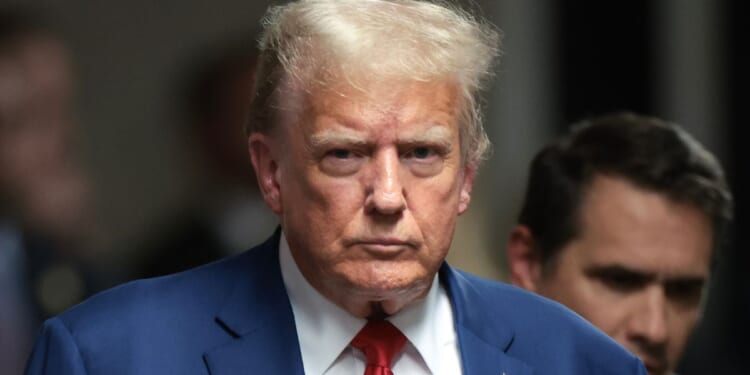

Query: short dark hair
(517, 112), (733, 271)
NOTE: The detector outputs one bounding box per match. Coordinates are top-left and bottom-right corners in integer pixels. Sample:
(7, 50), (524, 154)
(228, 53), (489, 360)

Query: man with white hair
(26, 1), (646, 374)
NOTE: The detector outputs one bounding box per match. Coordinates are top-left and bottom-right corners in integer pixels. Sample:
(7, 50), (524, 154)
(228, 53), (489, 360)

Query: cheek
(282, 170), (365, 237)
(407, 182), (461, 254)
(540, 268), (621, 331)
(665, 314), (698, 367)
(668, 307), (701, 345)
(312, 177), (366, 219)
(282, 150), (358, 205)
(573, 281), (631, 334)
(407, 170), (462, 209)
(577, 297), (628, 337)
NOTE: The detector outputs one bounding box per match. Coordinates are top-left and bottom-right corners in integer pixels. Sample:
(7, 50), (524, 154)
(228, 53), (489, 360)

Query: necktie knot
(351, 320), (407, 374)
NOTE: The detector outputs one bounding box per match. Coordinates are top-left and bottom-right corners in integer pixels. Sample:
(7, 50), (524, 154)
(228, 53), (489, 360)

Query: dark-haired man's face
(512, 175), (713, 375)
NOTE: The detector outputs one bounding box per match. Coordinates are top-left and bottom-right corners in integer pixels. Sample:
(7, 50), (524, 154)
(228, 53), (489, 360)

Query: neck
(322, 279), (433, 319)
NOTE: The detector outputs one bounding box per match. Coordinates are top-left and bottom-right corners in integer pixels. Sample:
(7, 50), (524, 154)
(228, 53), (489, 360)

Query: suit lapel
(202, 234), (535, 375)
(441, 264), (535, 375)
(203, 230), (305, 375)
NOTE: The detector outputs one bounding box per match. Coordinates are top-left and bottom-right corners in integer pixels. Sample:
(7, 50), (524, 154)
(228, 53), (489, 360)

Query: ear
(457, 165), (476, 215)
(248, 133), (282, 214)
(507, 225), (544, 292)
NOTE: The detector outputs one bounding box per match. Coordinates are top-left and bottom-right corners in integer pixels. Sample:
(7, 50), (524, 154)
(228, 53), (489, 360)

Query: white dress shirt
(279, 233), (463, 375)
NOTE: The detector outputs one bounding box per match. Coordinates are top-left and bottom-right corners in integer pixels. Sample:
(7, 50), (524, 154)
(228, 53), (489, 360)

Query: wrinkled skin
(250, 79), (475, 318)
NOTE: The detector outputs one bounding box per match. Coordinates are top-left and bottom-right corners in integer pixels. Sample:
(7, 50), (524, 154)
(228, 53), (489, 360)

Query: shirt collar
(279, 231), (454, 375)
(279, 232), (366, 375)
(388, 268), (455, 375)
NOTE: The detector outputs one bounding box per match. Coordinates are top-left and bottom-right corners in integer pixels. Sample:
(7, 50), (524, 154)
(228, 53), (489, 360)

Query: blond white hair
(248, 0), (500, 166)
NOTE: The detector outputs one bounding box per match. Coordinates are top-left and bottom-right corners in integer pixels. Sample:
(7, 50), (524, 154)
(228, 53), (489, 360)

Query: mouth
(347, 238), (417, 257)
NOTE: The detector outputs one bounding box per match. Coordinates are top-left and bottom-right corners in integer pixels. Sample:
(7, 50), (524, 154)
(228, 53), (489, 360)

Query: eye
(403, 146), (441, 162)
(598, 273), (648, 293)
(402, 146), (444, 177)
(586, 267), (650, 294)
(320, 148), (364, 176)
(411, 147), (434, 159)
(665, 279), (705, 306)
(329, 149), (353, 159)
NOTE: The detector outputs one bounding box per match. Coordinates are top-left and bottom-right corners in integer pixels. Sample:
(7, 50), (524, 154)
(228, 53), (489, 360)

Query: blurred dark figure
(133, 40), (277, 279)
(0, 9), (95, 374)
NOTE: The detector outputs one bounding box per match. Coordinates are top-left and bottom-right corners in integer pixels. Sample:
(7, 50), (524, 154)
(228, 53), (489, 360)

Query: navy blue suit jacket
(25, 231), (646, 374)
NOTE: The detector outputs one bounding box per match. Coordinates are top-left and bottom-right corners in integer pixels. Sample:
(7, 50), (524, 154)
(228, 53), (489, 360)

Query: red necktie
(351, 320), (407, 375)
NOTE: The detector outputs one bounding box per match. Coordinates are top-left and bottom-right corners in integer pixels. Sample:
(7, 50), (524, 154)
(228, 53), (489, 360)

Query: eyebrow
(309, 130), (369, 149)
(584, 264), (707, 285)
(309, 125), (454, 149)
(584, 264), (656, 284)
(664, 275), (707, 287)
(398, 126), (453, 149)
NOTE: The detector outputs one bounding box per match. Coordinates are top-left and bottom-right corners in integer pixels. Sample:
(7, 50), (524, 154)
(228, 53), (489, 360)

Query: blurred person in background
(506, 112), (733, 375)
(133, 40), (276, 279)
(0, 8), (95, 374)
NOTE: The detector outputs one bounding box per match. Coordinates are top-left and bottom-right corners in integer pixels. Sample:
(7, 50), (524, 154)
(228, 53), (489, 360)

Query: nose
(627, 286), (669, 347)
(364, 149), (406, 215)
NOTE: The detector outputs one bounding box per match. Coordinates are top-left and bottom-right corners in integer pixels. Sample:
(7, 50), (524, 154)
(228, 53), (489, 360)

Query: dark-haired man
(507, 112), (733, 375)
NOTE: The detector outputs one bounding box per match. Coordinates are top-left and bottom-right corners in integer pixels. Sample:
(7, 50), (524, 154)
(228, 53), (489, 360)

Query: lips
(347, 238), (417, 257)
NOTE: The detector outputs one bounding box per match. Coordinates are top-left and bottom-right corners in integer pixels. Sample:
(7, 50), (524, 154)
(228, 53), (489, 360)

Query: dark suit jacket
(25, 231), (646, 374)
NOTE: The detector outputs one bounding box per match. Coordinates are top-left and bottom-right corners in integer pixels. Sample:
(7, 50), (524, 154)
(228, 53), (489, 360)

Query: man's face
(536, 175), (713, 375)
(251, 78), (474, 317)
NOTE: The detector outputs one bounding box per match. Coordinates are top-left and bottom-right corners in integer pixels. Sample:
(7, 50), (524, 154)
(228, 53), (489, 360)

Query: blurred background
(0, 0), (746, 374)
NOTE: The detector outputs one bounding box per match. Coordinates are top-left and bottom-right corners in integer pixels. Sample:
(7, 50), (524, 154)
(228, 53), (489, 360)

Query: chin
(345, 266), (432, 299)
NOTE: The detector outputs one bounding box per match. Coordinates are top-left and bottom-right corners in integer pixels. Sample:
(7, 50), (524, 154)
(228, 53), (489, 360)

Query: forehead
(568, 175), (713, 276)
(305, 78), (460, 130)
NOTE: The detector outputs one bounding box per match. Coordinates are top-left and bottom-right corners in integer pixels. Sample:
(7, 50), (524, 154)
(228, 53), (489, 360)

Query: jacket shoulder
(58, 251), (245, 329)
(26, 233), (283, 374)
(449, 269), (645, 375)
